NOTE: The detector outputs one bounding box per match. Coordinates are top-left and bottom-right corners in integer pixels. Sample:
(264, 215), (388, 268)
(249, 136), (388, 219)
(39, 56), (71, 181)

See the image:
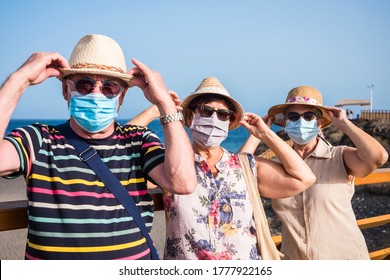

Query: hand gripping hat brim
(60, 34), (133, 87)
(181, 77), (244, 130)
(268, 86), (332, 128)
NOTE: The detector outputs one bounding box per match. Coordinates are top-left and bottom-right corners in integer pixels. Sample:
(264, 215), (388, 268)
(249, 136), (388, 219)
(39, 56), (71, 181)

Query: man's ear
(118, 88), (128, 106)
(62, 80), (68, 101)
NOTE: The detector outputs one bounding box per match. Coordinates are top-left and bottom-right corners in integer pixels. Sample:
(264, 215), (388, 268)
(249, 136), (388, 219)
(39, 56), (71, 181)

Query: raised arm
(0, 52), (69, 176)
(127, 104), (160, 127)
(327, 107), (388, 177)
(128, 59), (196, 194)
(127, 91), (181, 127)
(240, 113), (316, 199)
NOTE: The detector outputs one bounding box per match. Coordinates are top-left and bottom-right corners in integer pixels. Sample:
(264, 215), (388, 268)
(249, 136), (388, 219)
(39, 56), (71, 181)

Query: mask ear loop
(314, 110), (331, 146)
(317, 130), (332, 146)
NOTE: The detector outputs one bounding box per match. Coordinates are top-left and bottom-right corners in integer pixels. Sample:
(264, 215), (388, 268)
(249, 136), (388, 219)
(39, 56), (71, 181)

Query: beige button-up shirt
(272, 138), (370, 260)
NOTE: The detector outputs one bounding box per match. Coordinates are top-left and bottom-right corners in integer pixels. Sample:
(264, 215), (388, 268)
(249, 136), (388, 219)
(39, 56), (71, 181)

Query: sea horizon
(6, 118), (284, 153)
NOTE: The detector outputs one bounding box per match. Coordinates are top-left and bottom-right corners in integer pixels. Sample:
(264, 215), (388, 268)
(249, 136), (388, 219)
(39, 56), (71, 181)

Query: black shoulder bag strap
(56, 122), (159, 260)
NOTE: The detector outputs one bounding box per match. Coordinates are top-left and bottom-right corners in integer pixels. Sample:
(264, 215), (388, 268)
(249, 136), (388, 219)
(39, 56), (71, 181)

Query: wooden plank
(0, 200), (28, 231)
(272, 235), (282, 246)
(151, 192), (164, 211)
(369, 247), (390, 260)
(355, 168), (390, 186)
(357, 214), (390, 230)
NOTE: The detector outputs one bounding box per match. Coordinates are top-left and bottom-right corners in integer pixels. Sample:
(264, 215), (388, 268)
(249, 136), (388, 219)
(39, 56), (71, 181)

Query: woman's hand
(325, 106), (348, 128)
(239, 113), (273, 140)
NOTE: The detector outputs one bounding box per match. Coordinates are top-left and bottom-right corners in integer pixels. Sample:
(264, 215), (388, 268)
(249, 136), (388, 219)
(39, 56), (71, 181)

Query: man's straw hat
(268, 85), (332, 128)
(60, 34), (133, 86)
(181, 77), (244, 130)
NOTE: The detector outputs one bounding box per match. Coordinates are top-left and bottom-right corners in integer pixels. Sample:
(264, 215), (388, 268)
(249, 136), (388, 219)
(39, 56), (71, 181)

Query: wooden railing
(1, 168), (389, 260)
(360, 110), (390, 120)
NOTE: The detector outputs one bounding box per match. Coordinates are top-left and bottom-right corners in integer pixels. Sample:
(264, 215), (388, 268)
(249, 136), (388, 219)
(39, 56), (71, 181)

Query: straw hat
(268, 86), (332, 128)
(181, 77), (244, 130)
(60, 34), (133, 86)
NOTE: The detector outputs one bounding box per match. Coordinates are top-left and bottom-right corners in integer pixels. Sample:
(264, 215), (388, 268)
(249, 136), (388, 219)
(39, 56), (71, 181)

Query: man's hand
(127, 58), (172, 107)
(18, 52), (69, 86)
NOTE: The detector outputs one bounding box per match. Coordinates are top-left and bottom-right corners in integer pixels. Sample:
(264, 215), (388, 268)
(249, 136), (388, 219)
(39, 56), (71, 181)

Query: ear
(317, 118), (324, 129)
(118, 88), (128, 106)
(185, 108), (193, 126)
(62, 80), (69, 101)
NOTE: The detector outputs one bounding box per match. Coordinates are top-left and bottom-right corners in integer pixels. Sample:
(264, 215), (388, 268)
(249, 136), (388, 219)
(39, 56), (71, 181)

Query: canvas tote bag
(238, 153), (283, 260)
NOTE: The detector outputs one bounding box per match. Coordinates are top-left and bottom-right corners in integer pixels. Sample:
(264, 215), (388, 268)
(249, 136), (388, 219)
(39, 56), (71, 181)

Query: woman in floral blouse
(162, 77), (316, 260)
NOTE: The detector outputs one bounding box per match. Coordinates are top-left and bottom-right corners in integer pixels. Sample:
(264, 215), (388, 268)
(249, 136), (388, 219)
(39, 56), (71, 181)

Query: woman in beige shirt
(241, 85), (388, 259)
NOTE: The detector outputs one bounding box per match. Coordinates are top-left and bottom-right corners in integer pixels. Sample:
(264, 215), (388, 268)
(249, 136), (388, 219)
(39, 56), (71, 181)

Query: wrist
(334, 119), (351, 131)
(160, 110), (184, 125)
(2, 72), (29, 98)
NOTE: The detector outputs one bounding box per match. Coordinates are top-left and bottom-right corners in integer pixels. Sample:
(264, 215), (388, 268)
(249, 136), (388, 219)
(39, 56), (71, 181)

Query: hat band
(287, 96), (322, 106)
(71, 63), (125, 73)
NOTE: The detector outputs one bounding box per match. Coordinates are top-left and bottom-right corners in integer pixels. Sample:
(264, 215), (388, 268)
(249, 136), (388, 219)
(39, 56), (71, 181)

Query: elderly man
(0, 34), (196, 259)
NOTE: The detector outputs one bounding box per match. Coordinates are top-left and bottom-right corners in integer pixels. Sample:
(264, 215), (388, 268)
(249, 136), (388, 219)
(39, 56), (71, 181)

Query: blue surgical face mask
(284, 118), (318, 145)
(69, 92), (119, 133)
(190, 112), (229, 147)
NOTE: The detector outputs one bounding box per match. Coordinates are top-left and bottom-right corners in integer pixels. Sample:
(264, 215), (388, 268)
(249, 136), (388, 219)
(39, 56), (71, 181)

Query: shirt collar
(308, 137), (332, 159)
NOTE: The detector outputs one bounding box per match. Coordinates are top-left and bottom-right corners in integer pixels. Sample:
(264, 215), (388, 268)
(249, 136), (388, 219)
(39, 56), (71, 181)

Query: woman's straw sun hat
(60, 34), (133, 86)
(181, 77), (244, 130)
(268, 85), (332, 128)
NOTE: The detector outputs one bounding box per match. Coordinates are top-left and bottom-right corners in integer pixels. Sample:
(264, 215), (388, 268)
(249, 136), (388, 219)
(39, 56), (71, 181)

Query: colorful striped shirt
(4, 122), (165, 260)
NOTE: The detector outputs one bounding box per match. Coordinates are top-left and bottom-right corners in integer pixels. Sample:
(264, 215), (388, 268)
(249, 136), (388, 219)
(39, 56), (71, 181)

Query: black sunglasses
(286, 111), (318, 122)
(67, 77), (124, 98)
(194, 104), (233, 121)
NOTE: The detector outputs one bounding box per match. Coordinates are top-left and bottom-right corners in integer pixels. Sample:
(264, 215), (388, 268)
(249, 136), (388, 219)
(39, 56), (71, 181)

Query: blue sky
(1, 0), (389, 120)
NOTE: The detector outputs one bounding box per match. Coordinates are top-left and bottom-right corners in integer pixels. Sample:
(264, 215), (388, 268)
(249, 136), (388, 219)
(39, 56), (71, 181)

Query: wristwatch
(159, 110), (184, 125)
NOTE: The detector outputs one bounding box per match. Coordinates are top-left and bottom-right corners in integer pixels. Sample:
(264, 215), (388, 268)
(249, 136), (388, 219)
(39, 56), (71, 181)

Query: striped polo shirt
(4, 122), (165, 260)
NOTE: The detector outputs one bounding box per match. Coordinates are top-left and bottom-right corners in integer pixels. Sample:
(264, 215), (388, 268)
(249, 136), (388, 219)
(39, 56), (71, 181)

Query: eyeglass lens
(287, 111), (317, 122)
(199, 105), (233, 121)
(73, 78), (123, 97)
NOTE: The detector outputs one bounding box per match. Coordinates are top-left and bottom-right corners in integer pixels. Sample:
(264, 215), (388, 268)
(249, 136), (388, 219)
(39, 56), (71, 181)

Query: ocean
(5, 119), (276, 152)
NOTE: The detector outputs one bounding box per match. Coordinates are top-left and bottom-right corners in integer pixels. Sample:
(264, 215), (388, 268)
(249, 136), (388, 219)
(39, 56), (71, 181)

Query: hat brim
(59, 68), (134, 87)
(181, 92), (244, 130)
(268, 103), (332, 128)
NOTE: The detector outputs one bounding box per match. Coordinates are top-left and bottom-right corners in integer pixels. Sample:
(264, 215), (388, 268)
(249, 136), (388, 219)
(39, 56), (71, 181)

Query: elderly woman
(241, 85), (388, 259)
(160, 77), (316, 260)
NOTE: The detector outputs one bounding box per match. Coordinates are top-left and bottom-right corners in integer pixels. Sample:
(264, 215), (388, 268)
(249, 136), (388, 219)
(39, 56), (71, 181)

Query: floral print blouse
(163, 149), (260, 260)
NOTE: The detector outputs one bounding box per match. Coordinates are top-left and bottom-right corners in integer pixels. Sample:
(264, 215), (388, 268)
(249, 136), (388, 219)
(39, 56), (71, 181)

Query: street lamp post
(367, 84), (374, 113)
